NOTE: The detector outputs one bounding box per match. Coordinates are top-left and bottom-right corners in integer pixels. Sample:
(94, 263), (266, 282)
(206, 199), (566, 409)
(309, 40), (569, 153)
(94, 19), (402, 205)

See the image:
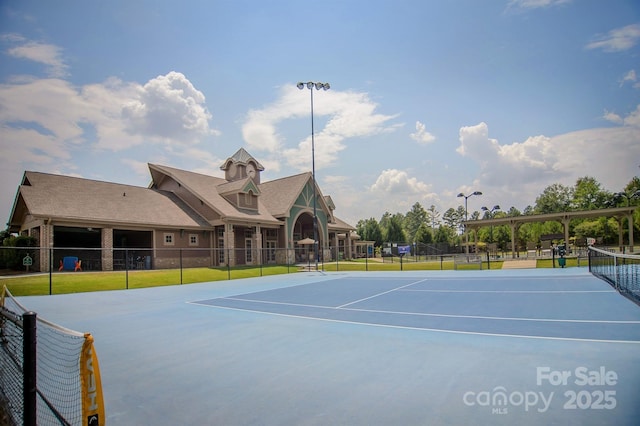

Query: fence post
(125, 248), (129, 289)
(23, 311), (37, 426)
(49, 248), (53, 295)
(180, 248), (183, 285)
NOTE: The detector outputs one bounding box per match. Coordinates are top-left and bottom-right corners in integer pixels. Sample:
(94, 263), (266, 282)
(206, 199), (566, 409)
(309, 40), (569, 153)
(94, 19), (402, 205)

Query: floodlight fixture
(457, 190), (483, 254)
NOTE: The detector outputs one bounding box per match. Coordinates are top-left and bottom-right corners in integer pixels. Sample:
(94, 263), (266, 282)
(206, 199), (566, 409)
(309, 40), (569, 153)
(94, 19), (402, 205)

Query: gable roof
(217, 177), (260, 196)
(258, 173), (311, 217)
(10, 171), (210, 229)
(259, 172), (333, 219)
(328, 215), (356, 232)
(148, 164), (280, 225)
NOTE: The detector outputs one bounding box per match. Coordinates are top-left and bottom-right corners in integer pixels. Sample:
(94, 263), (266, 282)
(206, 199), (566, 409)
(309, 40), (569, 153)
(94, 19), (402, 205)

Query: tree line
(355, 175), (640, 251)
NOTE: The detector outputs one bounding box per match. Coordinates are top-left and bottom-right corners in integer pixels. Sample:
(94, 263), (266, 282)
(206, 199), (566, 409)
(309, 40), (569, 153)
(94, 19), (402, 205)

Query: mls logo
(88, 414), (99, 425)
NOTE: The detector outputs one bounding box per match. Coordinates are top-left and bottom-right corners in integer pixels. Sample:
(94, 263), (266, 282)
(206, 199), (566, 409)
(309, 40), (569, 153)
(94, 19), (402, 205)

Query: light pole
(297, 81), (330, 271)
(615, 190), (640, 206)
(481, 204), (500, 244)
(457, 191), (482, 254)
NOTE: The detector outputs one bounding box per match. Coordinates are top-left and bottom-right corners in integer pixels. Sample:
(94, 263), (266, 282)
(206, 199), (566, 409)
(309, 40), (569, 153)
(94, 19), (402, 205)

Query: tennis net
(588, 246), (640, 306)
(0, 285), (105, 426)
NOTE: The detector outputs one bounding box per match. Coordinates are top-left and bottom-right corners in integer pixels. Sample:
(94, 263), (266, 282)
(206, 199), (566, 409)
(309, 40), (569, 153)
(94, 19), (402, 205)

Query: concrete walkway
(501, 259), (537, 269)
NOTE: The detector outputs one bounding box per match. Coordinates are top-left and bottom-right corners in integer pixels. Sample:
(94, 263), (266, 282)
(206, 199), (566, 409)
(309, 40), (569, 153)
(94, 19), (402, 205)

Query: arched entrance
(292, 212), (324, 263)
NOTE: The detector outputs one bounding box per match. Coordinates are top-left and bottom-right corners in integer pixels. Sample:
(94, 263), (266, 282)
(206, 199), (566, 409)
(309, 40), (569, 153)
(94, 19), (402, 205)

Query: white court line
(335, 278), (430, 309)
(342, 306), (640, 324)
(189, 302), (640, 344)
(192, 297), (640, 324)
(414, 290), (617, 293)
(221, 296), (328, 310)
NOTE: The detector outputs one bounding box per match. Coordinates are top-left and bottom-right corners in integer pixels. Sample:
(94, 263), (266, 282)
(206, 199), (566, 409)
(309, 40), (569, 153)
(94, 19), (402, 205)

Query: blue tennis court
(192, 274), (640, 343)
(17, 268), (640, 425)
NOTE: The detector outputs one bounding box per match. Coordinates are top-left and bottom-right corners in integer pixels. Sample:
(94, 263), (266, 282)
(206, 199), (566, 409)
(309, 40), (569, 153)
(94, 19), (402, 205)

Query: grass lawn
(1, 265), (294, 296)
(2, 256), (585, 297)
(536, 257), (587, 268)
(321, 258), (505, 271)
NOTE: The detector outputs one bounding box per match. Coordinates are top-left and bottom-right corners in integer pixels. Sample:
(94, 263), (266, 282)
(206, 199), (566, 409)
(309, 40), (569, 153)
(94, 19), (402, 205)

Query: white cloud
(370, 169), (432, 194)
(0, 77), (98, 147)
(603, 110), (623, 124)
(0, 67), (218, 157)
(622, 104), (640, 127)
(454, 118), (640, 211)
(456, 122), (500, 162)
(586, 23), (640, 52)
(2, 33), (68, 78)
(121, 71), (215, 142)
(619, 69), (637, 87)
(410, 121), (436, 144)
(121, 158), (151, 179)
(507, 0), (571, 10)
(242, 85), (400, 171)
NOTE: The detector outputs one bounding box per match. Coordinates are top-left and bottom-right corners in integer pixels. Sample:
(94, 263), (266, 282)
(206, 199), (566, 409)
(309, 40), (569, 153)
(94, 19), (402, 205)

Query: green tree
(405, 202), (428, 242)
(379, 211), (392, 229)
(385, 215), (407, 243)
(507, 206), (522, 217)
(535, 183), (573, 213)
(414, 223), (433, 245)
(427, 204), (441, 229)
(572, 176), (610, 210)
(442, 207), (460, 230)
(434, 225), (455, 244)
(356, 218), (383, 247)
(611, 176), (640, 207)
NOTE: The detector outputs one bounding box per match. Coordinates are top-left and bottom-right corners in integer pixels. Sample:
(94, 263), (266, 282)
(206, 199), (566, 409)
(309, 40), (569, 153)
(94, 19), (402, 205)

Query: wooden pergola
(462, 206), (638, 258)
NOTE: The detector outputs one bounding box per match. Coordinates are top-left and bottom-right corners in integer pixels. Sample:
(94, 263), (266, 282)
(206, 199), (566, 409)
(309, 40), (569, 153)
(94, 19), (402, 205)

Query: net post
(614, 253), (619, 291)
(23, 311), (37, 426)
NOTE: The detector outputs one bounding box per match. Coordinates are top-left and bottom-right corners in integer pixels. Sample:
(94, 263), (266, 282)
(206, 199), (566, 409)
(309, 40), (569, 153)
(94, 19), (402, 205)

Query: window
(245, 238), (253, 263)
(218, 238), (225, 264)
(189, 234), (198, 246)
(164, 233), (174, 246)
(266, 241), (276, 263)
(266, 229), (277, 239)
(217, 228), (225, 264)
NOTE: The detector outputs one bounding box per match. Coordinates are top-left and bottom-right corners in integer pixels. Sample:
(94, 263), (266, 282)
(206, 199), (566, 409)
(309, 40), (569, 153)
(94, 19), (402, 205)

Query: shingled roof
(149, 164), (280, 225)
(10, 171), (210, 229)
(9, 161), (355, 233)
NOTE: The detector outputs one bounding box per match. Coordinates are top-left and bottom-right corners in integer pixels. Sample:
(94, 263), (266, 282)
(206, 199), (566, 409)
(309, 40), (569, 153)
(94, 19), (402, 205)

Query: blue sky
(1, 0), (639, 228)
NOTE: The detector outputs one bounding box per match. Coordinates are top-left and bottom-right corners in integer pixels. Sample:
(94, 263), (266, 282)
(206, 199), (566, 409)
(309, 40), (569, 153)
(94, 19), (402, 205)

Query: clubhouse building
(7, 148), (366, 271)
